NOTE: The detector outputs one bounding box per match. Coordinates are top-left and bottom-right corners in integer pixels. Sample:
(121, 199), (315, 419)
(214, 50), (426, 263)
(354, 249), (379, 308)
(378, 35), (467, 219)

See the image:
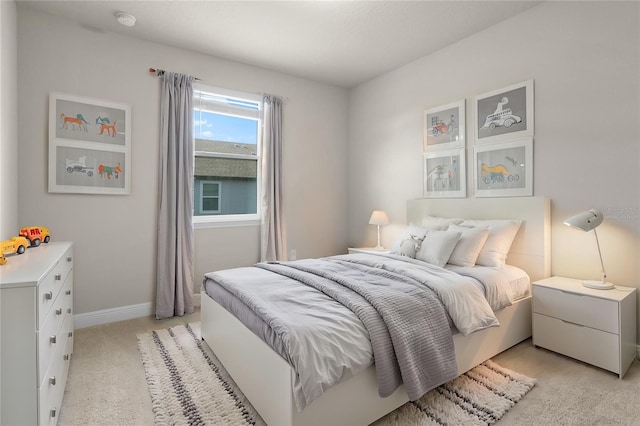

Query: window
(193, 86), (261, 226)
(199, 181), (221, 214)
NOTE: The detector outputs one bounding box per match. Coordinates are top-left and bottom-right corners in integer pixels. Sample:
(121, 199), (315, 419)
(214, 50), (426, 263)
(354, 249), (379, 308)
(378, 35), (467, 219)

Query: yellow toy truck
(1, 236), (31, 256)
(19, 226), (51, 247)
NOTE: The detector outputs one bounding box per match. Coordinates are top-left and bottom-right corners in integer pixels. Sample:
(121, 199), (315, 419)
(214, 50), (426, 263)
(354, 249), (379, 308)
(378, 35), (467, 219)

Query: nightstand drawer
(533, 313), (619, 373)
(533, 285), (618, 333)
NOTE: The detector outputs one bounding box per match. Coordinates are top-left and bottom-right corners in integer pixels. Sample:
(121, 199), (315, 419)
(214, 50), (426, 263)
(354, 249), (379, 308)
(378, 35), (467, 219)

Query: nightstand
(532, 276), (637, 378)
(347, 247), (390, 255)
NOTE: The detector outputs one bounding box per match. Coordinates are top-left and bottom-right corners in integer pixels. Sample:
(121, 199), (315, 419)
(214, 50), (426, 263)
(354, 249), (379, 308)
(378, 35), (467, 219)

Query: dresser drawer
(534, 285), (618, 333)
(39, 363), (64, 426)
(57, 248), (73, 284)
(533, 313), (620, 373)
(37, 266), (60, 327)
(39, 313), (72, 426)
(38, 276), (72, 383)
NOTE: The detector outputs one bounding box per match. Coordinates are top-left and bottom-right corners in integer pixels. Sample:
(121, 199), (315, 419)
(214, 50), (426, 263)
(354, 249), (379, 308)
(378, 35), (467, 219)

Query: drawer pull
(67, 308), (72, 314)
(45, 291), (53, 300)
(50, 376), (57, 386)
(65, 290), (72, 295)
(50, 408), (56, 418)
(55, 273), (62, 280)
(68, 331), (73, 338)
(56, 308), (63, 315)
(50, 335), (57, 344)
(67, 256), (72, 262)
(560, 290), (584, 296)
(561, 319), (585, 327)
(64, 354), (70, 361)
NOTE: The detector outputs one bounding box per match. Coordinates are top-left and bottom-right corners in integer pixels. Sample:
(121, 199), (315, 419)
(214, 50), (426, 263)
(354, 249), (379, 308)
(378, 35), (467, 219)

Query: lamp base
(373, 245), (386, 251)
(582, 280), (614, 290)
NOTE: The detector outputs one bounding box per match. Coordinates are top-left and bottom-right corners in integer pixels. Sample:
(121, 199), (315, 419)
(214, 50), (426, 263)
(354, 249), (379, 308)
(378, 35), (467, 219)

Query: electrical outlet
(289, 249), (297, 261)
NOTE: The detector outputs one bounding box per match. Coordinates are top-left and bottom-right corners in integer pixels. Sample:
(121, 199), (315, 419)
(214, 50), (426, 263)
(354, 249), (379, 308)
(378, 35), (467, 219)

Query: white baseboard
(74, 302), (153, 329)
(73, 293), (201, 329)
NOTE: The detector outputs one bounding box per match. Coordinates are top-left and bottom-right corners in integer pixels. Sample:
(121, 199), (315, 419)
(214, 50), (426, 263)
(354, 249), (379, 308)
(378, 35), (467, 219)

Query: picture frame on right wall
(423, 99), (465, 151)
(423, 148), (466, 198)
(474, 138), (533, 197)
(474, 79), (534, 144)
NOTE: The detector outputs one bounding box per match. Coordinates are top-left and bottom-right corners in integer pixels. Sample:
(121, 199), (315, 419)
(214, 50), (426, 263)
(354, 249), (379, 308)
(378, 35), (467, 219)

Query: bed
(200, 196), (550, 426)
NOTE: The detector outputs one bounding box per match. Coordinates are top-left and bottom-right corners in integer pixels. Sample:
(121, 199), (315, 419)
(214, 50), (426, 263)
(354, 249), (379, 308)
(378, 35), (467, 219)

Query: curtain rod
(149, 68), (201, 81)
(149, 68), (286, 102)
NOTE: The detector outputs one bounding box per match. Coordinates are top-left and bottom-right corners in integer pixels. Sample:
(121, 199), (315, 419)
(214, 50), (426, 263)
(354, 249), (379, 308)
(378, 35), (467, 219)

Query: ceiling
(17, 1), (542, 88)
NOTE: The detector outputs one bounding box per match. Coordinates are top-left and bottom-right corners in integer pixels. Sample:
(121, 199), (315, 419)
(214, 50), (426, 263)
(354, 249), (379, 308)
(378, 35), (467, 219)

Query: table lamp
(563, 209), (613, 289)
(369, 210), (389, 250)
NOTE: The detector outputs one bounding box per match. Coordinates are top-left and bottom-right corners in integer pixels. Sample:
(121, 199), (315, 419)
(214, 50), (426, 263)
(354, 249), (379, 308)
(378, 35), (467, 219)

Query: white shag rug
(138, 323), (535, 426)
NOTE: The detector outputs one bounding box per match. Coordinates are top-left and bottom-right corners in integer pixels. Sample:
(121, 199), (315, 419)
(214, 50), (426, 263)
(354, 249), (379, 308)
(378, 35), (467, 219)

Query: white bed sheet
(445, 263), (531, 310)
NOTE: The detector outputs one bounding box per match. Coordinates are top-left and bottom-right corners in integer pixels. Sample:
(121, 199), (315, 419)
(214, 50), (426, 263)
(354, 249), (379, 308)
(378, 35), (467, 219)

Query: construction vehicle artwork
(481, 96), (522, 130)
(430, 114), (456, 137)
(481, 163), (520, 184)
(65, 156), (94, 177)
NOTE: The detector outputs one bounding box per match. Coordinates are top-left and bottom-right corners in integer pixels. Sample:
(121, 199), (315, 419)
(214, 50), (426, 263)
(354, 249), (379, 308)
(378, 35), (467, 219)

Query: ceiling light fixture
(115, 11), (136, 27)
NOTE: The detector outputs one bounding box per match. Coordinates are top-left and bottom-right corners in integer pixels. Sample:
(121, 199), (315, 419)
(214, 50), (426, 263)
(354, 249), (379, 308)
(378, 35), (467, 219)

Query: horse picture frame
(473, 138), (533, 197)
(48, 92), (131, 195)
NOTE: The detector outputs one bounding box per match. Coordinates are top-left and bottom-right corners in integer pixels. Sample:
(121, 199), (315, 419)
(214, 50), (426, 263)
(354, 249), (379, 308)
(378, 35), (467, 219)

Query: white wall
(17, 6), (348, 315)
(0, 0), (18, 240)
(348, 2), (639, 332)
(0, 1), (18, 417)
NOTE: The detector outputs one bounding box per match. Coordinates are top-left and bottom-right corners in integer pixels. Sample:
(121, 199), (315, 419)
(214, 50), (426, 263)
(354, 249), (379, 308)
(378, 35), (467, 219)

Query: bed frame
(201, 196), (550, 426)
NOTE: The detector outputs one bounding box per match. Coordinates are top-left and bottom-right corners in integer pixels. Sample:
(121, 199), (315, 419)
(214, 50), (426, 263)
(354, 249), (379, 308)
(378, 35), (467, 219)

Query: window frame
(192, 84), (262, 228)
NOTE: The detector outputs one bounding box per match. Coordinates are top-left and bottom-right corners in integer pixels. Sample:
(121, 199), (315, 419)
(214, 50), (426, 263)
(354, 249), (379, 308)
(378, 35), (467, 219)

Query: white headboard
(407, 196), (550, 282)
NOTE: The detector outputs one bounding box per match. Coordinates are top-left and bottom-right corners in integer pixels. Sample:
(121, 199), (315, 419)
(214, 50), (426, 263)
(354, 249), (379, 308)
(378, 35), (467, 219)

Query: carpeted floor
(59, 309), (640, 425)
(137, 323), (535, 425)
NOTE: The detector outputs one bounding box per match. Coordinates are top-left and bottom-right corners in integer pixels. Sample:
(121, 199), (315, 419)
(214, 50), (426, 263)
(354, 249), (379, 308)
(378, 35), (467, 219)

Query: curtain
(155, 71), (195, 319)
(260, 95), (287, 261)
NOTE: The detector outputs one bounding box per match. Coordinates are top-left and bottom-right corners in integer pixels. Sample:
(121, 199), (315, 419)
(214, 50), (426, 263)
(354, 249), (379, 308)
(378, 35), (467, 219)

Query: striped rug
(138, 323), (535, 426)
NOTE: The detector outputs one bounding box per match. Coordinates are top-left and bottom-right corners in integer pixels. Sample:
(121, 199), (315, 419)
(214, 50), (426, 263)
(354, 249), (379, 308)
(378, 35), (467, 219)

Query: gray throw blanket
(256, 257), (458, 402)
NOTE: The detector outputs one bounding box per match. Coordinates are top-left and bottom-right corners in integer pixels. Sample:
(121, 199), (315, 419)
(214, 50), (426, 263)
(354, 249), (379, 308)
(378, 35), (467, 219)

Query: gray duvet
(204, 253), (503, 411)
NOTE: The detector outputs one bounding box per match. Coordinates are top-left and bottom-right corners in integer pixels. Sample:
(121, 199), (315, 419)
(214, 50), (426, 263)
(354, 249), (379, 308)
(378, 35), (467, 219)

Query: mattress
(204, 262), (529, 361)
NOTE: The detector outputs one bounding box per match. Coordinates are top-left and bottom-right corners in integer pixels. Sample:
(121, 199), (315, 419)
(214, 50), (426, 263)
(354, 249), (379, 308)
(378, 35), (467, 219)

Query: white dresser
(532, 276), (636, 379)
(1, 242), (74, 425)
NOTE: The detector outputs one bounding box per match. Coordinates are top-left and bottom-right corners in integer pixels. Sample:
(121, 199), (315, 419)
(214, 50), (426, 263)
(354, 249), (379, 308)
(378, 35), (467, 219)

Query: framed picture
(48, 93), (131, 194)
(423, 148), (466, 198)
(474, 138), (533, 197)
(423, 99), (465, 151)
(474, 80), (533, 144)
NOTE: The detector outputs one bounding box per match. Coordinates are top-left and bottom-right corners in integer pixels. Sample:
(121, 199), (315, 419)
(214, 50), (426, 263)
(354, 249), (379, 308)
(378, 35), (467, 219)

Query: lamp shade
(563, 209), (603, 232)
(563, 208), (613, 290)
(369, 210), (389, 226)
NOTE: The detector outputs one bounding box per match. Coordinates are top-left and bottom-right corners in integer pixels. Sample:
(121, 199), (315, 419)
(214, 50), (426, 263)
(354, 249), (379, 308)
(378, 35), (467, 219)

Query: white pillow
(460, 219), (523, 267)
(390, 224), (445, 254)
(447, 224), (490, 267)
(415, 230), (462, 267)
(420, 215), (464, 229)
